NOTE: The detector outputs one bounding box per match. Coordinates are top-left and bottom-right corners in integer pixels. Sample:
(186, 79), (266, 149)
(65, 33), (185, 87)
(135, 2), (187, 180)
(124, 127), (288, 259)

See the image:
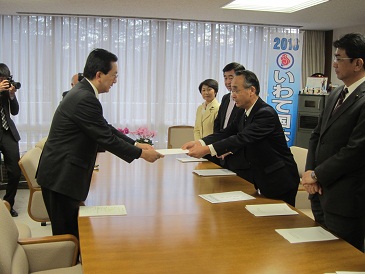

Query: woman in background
(194, 79), (219, 140)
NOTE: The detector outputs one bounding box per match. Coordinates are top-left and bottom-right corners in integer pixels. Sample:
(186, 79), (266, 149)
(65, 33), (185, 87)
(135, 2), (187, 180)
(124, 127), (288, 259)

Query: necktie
(332, 88), (348, 115)
(1, 106), (9, 130)
(243, 113), (248, 126)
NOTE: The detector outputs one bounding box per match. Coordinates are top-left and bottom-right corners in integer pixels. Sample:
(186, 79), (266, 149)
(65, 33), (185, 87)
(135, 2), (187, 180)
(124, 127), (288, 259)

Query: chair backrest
(19, 147), (42, 189)
(167, 125), (194, 149)
(35, 136), (47, 150)
(0, 199), (29, 274)
(290, 146), (308, 178)
(18, 146), (49, 222)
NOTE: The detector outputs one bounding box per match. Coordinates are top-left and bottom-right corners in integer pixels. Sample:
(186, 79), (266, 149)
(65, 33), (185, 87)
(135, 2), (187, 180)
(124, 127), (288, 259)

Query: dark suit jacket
(37, 79), (142, 201)
(213, 93), (244, 132)
(306, 81), (365, 218)
(0, 91), (20, 141)
(203, 97), (299, 198)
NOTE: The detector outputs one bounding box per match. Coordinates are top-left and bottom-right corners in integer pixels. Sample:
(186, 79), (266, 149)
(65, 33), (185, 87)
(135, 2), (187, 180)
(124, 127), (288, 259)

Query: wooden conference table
(78, 152), (365, 274)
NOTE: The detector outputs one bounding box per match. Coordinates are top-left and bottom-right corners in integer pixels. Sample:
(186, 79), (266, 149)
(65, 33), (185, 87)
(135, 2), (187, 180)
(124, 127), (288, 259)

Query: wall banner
(267, 31), (303, 146)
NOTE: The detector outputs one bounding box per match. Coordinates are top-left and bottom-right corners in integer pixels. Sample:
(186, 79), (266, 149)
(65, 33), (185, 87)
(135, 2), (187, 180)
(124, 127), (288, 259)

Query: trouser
(41, 186), (81, 239)
(0, 128), (21, 208)
(310, 193), (365, 252)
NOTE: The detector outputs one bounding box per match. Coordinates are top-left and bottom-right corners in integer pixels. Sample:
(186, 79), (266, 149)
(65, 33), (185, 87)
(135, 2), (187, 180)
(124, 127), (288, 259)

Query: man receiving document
(182, 70), (299, 206)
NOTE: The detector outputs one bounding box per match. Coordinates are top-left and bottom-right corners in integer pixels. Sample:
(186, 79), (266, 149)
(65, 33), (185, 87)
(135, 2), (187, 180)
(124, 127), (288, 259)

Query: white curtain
(301, 30), (326, 87)
(0, 15), (299, 151)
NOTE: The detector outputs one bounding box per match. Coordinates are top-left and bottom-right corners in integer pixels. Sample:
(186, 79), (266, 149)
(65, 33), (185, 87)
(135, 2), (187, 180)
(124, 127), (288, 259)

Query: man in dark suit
(213, 62), (245, 132)
(0, 63), (21, 217)
(207, 62), (245, 166)
(37, 49), (163, 239)
(183, 70), (299, 206)
(303, 33), (365, 252)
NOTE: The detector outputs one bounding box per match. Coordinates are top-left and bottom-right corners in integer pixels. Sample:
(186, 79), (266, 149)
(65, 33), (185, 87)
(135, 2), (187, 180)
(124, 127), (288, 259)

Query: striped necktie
(1, 106), (9, 130)
(332, 88), (348, 115)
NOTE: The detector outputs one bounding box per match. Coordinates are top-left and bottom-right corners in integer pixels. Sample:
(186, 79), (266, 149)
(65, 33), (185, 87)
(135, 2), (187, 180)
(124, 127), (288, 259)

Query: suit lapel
(320, 87), (341, 134)
(322, 83), (365, 134)
(220, 94), (230, 127)
(201, 99), (218, 122)
(245, 98), (264, 125)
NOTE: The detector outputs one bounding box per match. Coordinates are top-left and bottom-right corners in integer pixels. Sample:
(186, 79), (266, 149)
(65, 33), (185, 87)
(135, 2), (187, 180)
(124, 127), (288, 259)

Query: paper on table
(336, 271), (365, 274)
(199, 191), (255, 203)
(177, 157), (208, 162)
(336, 272), (365, 274)
(156, 148), (189, 155)
(245, 203), (299, 217)
(275, 226), (338, 244)
(193, 169), (236, 176)
(324, 271), (365, 274)
(79, 205), (127, 217)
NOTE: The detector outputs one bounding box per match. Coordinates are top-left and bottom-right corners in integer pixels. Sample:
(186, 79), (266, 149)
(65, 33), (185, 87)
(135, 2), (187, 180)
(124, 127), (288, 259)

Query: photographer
(0, 63), (21, 217)
(62, 73), (84, 98)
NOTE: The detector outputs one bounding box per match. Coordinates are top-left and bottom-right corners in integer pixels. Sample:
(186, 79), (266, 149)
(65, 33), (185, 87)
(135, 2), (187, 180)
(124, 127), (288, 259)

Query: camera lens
(13, 82), (21, 89)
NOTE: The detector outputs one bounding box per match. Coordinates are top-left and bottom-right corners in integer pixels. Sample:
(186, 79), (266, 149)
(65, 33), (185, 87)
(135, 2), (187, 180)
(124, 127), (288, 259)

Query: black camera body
(7, 75), (21, 89)
(78, 73), (84, 82)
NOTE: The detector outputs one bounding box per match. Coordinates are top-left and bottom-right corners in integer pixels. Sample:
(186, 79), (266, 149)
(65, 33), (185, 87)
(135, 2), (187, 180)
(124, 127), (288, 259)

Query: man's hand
(0, 79), (9, 91)
(181, 140), (201, 150)
(136, 142), (154, 150)
(187, 145), (210, 159)
(8, 85), (16, 98)
(302, 170), (322, 194)
(140, 149), (164, 163)
(303, 182), (322, 195)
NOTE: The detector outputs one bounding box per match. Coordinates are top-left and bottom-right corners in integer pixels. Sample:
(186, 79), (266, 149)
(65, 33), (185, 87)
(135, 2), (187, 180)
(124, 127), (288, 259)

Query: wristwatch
(311, 171), (318, 181)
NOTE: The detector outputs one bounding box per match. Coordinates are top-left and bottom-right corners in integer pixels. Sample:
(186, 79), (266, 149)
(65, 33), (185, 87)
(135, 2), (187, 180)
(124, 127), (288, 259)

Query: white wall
(331, 25), (365, 86)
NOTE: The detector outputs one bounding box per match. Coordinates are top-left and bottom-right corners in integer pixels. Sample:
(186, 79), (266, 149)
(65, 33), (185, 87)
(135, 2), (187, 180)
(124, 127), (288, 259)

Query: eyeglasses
(107, 73), (118, 79)
(333, 56), (353, 63)
(231, 86), (251, 94)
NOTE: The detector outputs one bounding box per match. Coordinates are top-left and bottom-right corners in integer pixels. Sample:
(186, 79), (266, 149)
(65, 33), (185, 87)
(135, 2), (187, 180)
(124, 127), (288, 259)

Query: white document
(336, 271), (365, 274)
(193, 169), (236, 176)
(245, 203), (299, 217)
(156, 148), (189, 155)
(79, 205), (127, 217)
(275, 226), (338, 244)
(336, 272), (365, 274)
(325, 272), (365, 274)
(199, 191), (255, 203)
(177, 157), (208, 163)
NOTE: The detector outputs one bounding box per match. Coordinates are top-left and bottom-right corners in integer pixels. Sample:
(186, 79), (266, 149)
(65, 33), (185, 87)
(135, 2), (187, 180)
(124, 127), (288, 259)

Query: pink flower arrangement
(118, 127), (129, 134)
(117, 126), (156, 145)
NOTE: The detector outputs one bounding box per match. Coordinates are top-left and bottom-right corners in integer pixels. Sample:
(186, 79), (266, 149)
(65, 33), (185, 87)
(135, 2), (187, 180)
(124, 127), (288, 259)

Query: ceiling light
(222, 0), (329, 13)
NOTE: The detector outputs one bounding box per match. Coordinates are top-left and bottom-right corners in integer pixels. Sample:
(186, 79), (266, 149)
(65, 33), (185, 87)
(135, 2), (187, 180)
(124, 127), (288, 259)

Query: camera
(7, 75), (21, 89)
(77, 73), (84, 82)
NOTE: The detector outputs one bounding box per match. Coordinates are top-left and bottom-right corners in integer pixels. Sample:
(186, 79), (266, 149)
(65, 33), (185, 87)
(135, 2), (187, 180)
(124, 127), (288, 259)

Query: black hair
(333, 33), (365, 69)
(222, 62), (245, 73)
(0, 63), (11, 78)
(198, 79), (219, 94)
(83, 48), (118, 80)
(235, 69), (260, 95)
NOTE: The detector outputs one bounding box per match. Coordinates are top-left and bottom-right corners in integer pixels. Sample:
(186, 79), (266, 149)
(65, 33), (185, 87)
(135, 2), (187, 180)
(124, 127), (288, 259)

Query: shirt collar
(345, 76), (365, 95)
(245, 98), (258, 117)
(85, 78), (99, 99)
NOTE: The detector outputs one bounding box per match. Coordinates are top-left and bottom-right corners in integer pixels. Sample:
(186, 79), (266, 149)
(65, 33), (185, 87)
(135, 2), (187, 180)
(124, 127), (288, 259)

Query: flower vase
(137, 138), (153, 146)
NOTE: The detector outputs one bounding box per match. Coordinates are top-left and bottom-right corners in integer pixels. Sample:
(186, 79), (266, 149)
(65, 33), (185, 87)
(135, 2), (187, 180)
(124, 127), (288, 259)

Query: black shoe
(10, 208), (18, 217)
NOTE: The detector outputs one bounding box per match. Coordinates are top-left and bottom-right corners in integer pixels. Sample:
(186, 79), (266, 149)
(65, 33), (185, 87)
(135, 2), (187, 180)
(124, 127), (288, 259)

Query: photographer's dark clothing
(0, 91), (21, 208)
